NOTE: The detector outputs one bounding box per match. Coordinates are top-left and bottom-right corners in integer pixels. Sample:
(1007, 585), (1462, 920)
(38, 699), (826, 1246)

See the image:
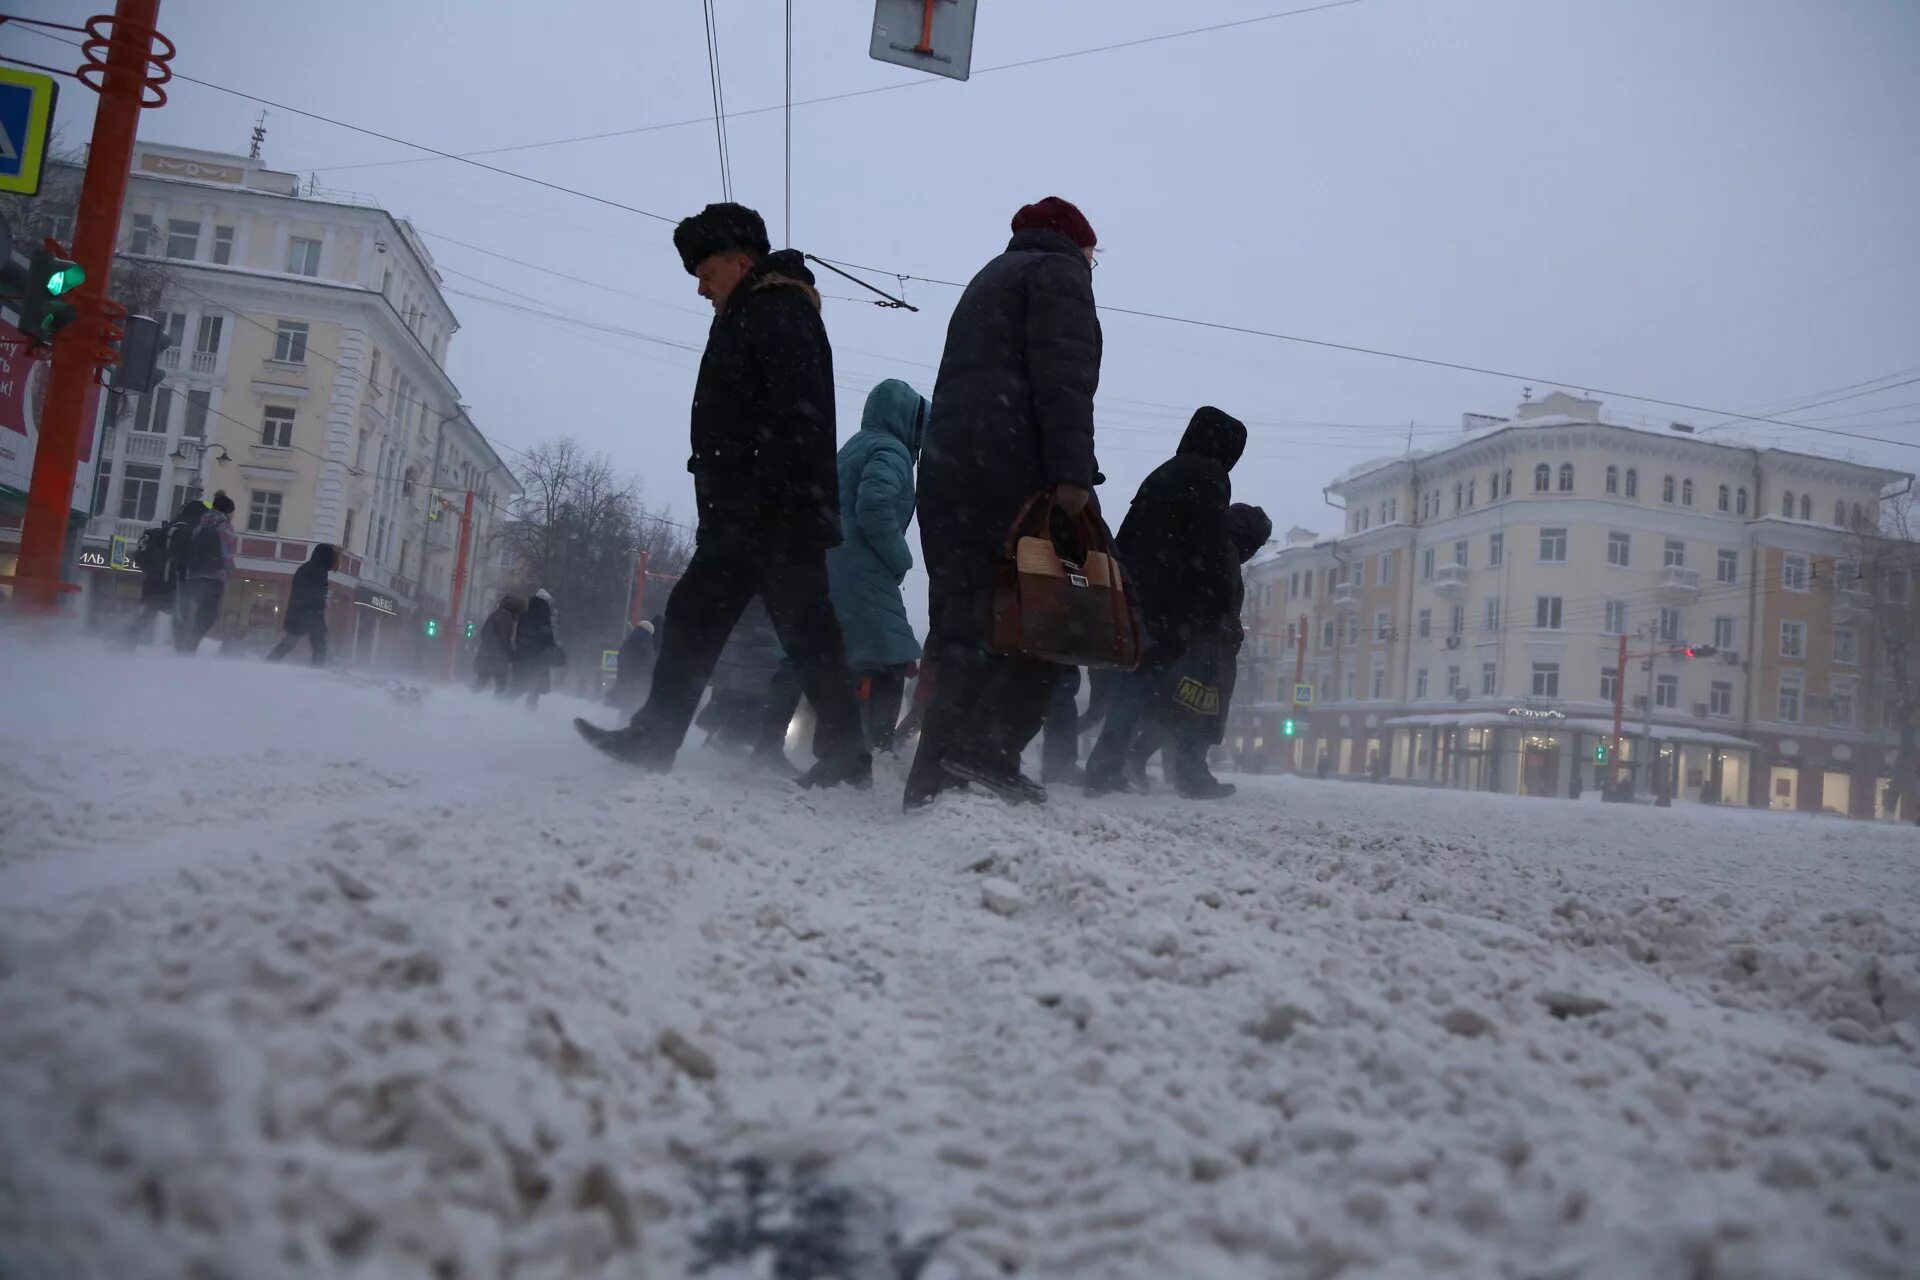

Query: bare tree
(1850, 491), (1920, 816)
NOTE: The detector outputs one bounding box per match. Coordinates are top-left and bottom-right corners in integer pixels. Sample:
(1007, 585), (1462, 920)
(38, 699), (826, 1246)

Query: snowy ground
(2, 638), (1917, 1280)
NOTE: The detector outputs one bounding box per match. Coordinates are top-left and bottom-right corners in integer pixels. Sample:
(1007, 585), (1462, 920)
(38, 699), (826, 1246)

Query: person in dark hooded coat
(474, 594), (523, 696)
(607, 620), (658, 715)
(1084, 406), (1248, 797)
(573, 202), (867, 789)
(266, 542), (337, 665)
(905, 196), (1103, 809)
(513, 589), (563, 708)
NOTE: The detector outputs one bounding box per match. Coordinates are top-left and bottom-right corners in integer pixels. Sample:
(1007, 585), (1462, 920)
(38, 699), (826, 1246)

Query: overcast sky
(13, 0), (1919, 608)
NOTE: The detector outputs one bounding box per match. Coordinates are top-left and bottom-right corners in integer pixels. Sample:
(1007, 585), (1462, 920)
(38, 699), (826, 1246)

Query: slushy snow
(2, 640), (1916, 1279)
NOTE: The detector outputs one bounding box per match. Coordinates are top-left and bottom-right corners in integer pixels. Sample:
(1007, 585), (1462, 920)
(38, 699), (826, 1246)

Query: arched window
(1799, 494), (1811, 521)
(1533, 463), (1551, 493)
(1835, 500), (1847, 526)
(1852, 502), (1866, 529)
(1782, 490), (1795, 518)
(1503, 468), (1513, 497)
(1489, 470), (1500, 501)
(1718, 485), (1730, 512)
(1736, 487), (1748, 515)
(1558, 463), (1575, 492)
(1454, 482), (1463, 512)
(1663, 475), (1676, 504)
(1625, 469), (1639, 499)
(1466, 479), (1475, 508)
(1605, 465), (1619, 495)
(1682, 479), (1694, 507)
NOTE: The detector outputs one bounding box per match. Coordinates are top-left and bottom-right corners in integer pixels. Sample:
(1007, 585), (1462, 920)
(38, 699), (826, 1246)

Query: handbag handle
(1001, 487), (1110, 562)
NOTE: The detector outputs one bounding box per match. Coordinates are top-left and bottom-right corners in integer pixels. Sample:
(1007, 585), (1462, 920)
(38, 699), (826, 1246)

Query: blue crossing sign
(0, 67), (59, 197)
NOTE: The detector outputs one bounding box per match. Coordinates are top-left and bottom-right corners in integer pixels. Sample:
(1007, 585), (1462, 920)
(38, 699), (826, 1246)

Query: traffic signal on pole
(425, 618), (439, 638)
(1282, 718), (1297, 736)
(111, 314), (174, 394)
(2, 241), (85, 342)
(465, 620), (475, 639)
(1595, 742), (1608, 763)
(1681, 645), (1718, 659)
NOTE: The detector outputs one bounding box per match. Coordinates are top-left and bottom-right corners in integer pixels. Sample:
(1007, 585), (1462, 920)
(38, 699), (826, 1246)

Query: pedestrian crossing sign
(0, 67), (59, 197)
(601, 649), (619, 673)
(1293, 682), (1315, 705)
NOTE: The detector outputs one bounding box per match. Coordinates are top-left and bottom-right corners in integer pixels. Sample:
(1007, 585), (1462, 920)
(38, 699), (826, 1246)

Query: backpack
(132, 526), (170, 575)
(165, 510), (204, 579)
(186, 516), (226, 575)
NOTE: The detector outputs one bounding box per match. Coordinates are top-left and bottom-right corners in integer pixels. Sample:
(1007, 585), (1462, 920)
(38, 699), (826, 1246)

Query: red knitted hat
(1011, 197), (1096, 250)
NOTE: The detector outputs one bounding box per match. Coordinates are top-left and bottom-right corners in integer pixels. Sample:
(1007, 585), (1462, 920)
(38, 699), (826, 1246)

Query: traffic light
(1281, 718), (1297, 737)
(111, 314), (174, 394)
(1594, 742), (1609, 763)
(425, 618), (439, 638)
(465, 620), (475, 639)
(1681, 645), (1718, 659)
(2, 240), (85, 342)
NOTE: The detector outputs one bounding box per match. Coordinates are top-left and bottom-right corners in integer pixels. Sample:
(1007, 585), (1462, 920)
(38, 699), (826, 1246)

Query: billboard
(0, 334), (102, 510)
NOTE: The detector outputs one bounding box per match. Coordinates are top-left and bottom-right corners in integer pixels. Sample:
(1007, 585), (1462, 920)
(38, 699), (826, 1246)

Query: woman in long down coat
(512, 590), (562, 707)
(904, 197), (1103, 808)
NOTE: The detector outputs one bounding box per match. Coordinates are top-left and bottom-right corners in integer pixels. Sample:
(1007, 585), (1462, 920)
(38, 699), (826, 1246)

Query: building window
(1600, 667), (1619, 703)
(1417, 608), (1432, 639)
(1531, 662), (1560, 698)
(1535, 596), (1563, 630)
(1446, 665), (1462, 696)
(1449, 604), (1465, 637)
(119, 463), (161, 521)
(1326, 567), (1338, 595)
(1539, 527), (1568, 562)
(342, 508), (356, 554)
(1453, 539), (1468, 567)
(1625, 469), (1639, 499)
(402, 466), (417, 499)
(248, 490), (284, 534)
(1681, 478), (1695, 507)
(1607, 531), (1631, 567)
(1466, 480), (1475, 508)
(1371, 664), (1385, 699)
(1777, 678), (1802, 724)
(273, 321), (310, 364)
(1658, 607), (1681, 642)
(1663, 475), (1676, 504)
(1663, 538), (1687, 568)
(1716, 549), (1738, 584)
(1415, 668), (1429, 699)
(1779, 620), (1805, 658)
(1488, 470), (1500, 501)
(1783, 553), (1809, 591)
(1344, 669), (1357, 701)
(92, 461), (112, 516)
(1375, 610), (1390, 640)
(182, 389), (210, 439)
(1480, 662), (1497, 695)
(1831, 684), (1855, 729)
(1710, 682), (1732, 717)
(212, 225), (235, 265)
(1718, 485), (1730, 513)
(1852, 502), (1866, 530)
(1605, 465), (1619, 495)
(133, 384), (170, 434)
(1489, 531), (1503, 567)
(287, 237), (323, 276)
(1833, 626), (1857, 665)
(164, 218), (200, 259)
(1604, 599), (1627, 634)
(1735, 487), (1748, 515)
(1302, 571), (1313, 599)
(1503, 467), (1513, 498)
(1346, 614), (1361, 646)
(194, 314), (223, 357)
(1558, 463), (1574, 492)
(1322, 619), (1335, 649)
(1781, 490), (1794, 518)
(1800, 494), (1812, 522)
(261, 406), (294, 448)
(1289, 571), (1299, 599)
(1483, 596), (1501, 632)
(1655, 674), (1679, 709)
(1534, 463), (1551, 493)
(128, 213), (155, 255)
(1713, 616), (1736, 650)
(1422, 548), (1435, 581)
(1454, 481), (1463, 512)
(1378, 552), (1393, 585)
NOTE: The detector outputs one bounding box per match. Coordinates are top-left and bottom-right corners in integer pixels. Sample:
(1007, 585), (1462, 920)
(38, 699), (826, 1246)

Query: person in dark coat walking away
(1084, 406), (1248, 797)
(607, 620), (658, 715)
(121, 497), (203, 647)
(827, 378), (930, 752)
(574, 202), (867, 789)
(266, 543), (337, 666)
(175, 491), (238, 654)
(905, 196), (1103, 808)
(474, 594), (523, 696)
(513, 588), (562, 708)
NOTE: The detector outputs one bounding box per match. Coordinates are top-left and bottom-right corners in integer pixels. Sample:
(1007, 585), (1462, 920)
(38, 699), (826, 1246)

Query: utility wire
(784, 0), (794, 246)
(700, 0), (734, 201)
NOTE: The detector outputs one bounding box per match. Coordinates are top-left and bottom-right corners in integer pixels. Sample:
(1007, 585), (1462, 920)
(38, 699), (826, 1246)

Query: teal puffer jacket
(826, 379), (928, 671)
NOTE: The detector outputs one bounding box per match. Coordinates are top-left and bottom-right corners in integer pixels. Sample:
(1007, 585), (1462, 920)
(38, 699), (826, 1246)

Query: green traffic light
(465, 621), (475, 639)
(425, 618), (439, 637)
(46, 263), (84, 296)
(1282, 718), (1297, 736)
(1594, 744), (1607, 762)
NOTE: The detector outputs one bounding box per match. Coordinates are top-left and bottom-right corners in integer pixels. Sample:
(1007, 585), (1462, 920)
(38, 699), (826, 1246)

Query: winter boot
(942, 753), (1047, 805)
(1171, 745), (1235, 801)
(575, 719), (672, 771)
(798, 752), (874, 791)
(1083, 769), (1143, 798)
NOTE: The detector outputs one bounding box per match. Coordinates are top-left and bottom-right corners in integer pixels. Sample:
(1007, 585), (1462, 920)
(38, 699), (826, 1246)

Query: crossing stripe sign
(0, 67), (59, 197)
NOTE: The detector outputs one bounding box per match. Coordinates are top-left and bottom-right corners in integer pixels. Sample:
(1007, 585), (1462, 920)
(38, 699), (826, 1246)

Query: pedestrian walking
(1084, 406), (1248, 797)
(266, 543), (336, 666)
(174, 491), (237, 654)
(474, 594), (523, 696)
(513, 588), (563, 708)
(573, 202), (868, 789)
(905, 196), (1103, 808)
(826, 378), (930, 753)
(120, 501), (197, 647)
(607, 619), (658, 715)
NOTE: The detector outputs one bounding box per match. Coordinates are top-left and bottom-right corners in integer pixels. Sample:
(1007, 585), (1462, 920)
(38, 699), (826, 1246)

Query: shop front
(351, 585), (399, 665)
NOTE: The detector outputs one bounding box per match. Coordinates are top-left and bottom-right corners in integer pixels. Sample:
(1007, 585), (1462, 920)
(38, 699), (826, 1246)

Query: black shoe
(798, 752), (873, 790)
(1041, 763), (1087, 787)
(942, 756), (1047, 805)
(575, 719), (670, 770)
(1173, 762), (1236, 800)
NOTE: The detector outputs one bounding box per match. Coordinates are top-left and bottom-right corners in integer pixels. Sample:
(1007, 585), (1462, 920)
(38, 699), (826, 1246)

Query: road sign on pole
(869, 0), (978, 81)
(1293, 682), (1315, 706)
(0, 67), (59, 197)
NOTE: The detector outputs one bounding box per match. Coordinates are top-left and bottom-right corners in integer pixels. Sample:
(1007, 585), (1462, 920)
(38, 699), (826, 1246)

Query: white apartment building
(66, 142), (519, 664)
(1236, 393), (1914, 818)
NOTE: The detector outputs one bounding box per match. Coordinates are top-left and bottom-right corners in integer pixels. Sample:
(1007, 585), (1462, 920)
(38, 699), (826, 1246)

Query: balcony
(1657, 565), (1700, 598)
(1433, 562), (1469, 598)
(258, 358), (311, 386)
(1331, 581), (1360, 607)
(123, 431), (168, 461)
(158, 347), (180, 370)
(190, 349), (217, 375)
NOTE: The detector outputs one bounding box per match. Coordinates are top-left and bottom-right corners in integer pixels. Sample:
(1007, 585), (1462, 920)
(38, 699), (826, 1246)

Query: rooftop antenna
(249, 111), (267, 161)
(1521, 385), (1533, 402)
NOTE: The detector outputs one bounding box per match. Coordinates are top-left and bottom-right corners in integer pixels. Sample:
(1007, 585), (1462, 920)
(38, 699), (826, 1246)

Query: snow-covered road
(2, 640), (1916, 1279)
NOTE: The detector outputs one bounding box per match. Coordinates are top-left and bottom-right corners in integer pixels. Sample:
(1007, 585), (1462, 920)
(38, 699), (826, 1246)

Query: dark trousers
(174, 579), (225, 653)
(905, 642), (1067, 795)
(756, 660), (805, 757)
(864, 669), (908, 753)
(1041, 667), (1083, 775)
(267, 622), (328, 666)
(1085, 669), (1157, 783)
(630, 546), (863, 763)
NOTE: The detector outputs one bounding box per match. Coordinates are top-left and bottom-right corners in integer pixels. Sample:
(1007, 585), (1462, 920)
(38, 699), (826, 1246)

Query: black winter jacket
(1114, 407), (1247, 664)
(689, 250), (840, 557)
(917, 227), (1102, 644)
(285, 543), (336, 633)
(515, 597), (559, 665)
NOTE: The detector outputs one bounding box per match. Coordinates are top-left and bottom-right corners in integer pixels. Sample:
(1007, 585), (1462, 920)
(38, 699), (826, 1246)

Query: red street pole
(628, 549), (649, 627)
(443, 488), (475, 679)
(1612, 631), (1628, 788)
(13, 0), (165, 614)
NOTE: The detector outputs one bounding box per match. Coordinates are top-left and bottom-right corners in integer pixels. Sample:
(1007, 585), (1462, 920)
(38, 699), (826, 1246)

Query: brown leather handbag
(989, 489), (1141, 670)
